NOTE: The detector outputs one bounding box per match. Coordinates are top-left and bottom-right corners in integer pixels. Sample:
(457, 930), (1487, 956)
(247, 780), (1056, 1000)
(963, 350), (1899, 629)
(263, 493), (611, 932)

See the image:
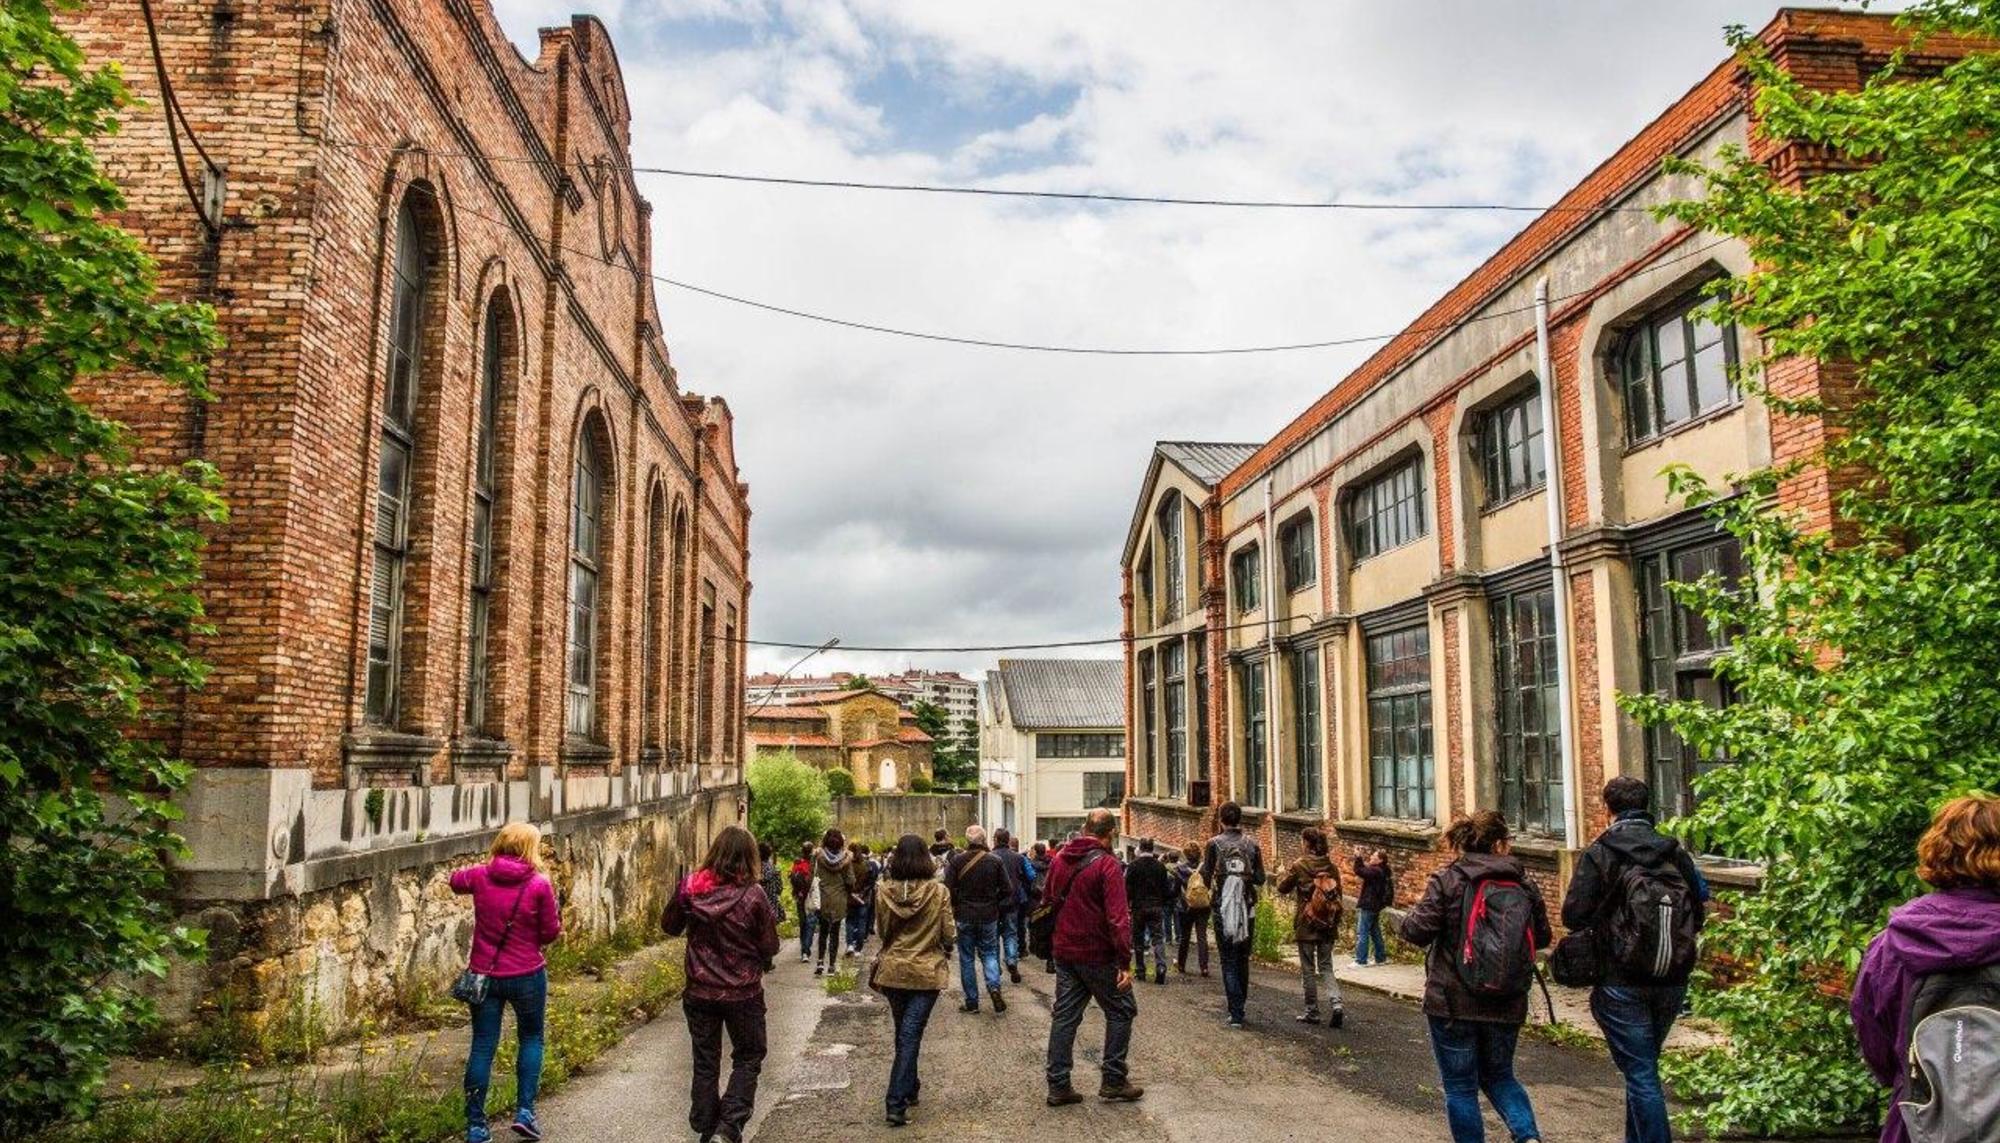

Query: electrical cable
(138, 0), (216, 235)
(316, 135), (1648, 215)
(718, 616), (1314, 654)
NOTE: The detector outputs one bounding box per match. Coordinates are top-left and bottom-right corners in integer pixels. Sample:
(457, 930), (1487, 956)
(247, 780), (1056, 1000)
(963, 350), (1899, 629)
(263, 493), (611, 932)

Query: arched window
(566, 418), (612, 742)
(465, 292), (510, 735)
(668, 504), (691, 760)
(1157, 491), (1184, 621)
(641, 484), (667, 754)
(365, 199), (432, 726)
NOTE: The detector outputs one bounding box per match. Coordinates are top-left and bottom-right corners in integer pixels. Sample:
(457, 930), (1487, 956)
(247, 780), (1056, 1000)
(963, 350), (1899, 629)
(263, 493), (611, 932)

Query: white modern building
(980, 659), (1126, 844)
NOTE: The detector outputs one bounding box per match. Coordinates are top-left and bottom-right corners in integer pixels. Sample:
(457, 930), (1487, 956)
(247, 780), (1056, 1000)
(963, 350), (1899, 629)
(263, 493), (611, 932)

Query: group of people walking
(445, 787), (2000, 1143)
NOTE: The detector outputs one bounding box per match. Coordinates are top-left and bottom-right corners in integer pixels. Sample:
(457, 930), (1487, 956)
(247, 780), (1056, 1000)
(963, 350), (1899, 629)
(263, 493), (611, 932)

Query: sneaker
(1328, 1008), (1345, 1029)
(961, 999), (979, 1013)
(511, 1111), (542, 1141)
(814, 965), (825, 977)
(1008, 963), (1022, 984)
(468, 1128), (493, 1143)
(1153, 968), (1166, 985)
(885, 1108), (908, 1128)
(1099, 1080), (1145, 1103)
(1225, 1017), (1244, 1029)
(1046, 1086), (1084, 1107)
(990, 990), (1007, 1014)
(1296, 1011), (1321, 1025)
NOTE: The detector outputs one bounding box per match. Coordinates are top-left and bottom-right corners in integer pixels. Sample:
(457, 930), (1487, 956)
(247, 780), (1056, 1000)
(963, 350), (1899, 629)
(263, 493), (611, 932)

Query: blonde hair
(491, 821), (544, 870)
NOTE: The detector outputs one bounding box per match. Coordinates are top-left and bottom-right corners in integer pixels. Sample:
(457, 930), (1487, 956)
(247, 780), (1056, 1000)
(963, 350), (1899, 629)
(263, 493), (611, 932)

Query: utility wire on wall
(138, 0), (225, 235)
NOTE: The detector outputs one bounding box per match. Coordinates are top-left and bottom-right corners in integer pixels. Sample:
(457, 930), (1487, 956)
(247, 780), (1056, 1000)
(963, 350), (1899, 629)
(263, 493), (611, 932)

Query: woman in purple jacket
(451, 822), (563, 1143)
(1852, 795), (2000, 1143)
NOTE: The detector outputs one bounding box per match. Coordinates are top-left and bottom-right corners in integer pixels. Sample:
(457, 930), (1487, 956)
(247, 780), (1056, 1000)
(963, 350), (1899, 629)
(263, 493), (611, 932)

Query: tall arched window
(1157, 491), (1185, 621)
(668, 503), (691, 760)
(465, 293), (510, 735)
(365, 199), (431, 726)
(641, 484), (667, 755)
(566, 418), (612, 742)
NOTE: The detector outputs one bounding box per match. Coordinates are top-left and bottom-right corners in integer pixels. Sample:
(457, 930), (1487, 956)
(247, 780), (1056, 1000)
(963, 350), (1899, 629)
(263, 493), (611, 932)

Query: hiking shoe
(1046, 1086), (1084, 1107)
(1099, 1080), (1145, 1102)
(1008, 963), (1022, 984)
(511, 1110), (542, 1141)
(1296, 1011), (1321, 1025)
(468, 1128), (493, 1143)
(1328, 1008), (1345, 1029)
(990, 990), (1007, 1013)
(1225, 1017), (1244, 1029)
(885, 1107), (909, 1127)
(960, 999), (979, 1013)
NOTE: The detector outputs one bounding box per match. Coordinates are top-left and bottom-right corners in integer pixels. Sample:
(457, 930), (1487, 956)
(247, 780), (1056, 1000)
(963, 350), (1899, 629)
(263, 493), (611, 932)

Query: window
(1291, 646), (1321, 812)
(566, 425), (609, 741)
(1037, 816), (1087, 844)
(1639, 535), (1743, 817)
(640, 487), (666, 751)
(1036, 733), (1125, 758)
(1494, 586), (1562, 835)
(465, 293), (505, 734)
(1231, 544), (1261, 613)
(1619, 293), (1737, 442)
(1136, 554), (1154, 624)
(1367, 625), (1434, 820)
(1348, 458), (1427, 560)
(1083, 771), (1125, 809)
(1242, 662), (1268, 807)
(1139, 650), (1157, 793)
(1192, 639), (1209, 782)
(365, 200), (431, 726)
(1279, 512), (1316, 593)
(1163, 640), (1187, 798)
(1478, 388), (1547, 506)
(1157, 492), (1185, 622)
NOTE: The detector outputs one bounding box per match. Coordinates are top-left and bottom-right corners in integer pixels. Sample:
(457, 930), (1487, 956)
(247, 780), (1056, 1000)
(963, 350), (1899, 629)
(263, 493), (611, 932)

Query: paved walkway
(1334, 959), (1725, 1050)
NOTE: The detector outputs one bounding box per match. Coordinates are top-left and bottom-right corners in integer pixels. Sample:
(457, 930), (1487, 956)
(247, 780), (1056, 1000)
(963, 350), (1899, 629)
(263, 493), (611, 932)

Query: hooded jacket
(944, 842), (1018, 924)
(1851, 886), (2000, 1143)
(662, 868), (781, 1003)
(872, 877), (957, 992)
(1560, 810), (1710, 987)
(1047, 836), (1132, 967)
(1352, 854), (1395, 913)
(1124, 852), (1172, 915)
(812, 846), (863, 921)
(450, 854), (562, 978)
(1276, 853), (1341, 944)
(1399, 851), (1553, 1024)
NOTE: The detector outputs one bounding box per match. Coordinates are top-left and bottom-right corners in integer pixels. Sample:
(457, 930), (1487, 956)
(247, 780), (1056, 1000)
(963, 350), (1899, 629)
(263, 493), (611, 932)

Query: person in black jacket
(944, 825), (1018, 1013)
(992, 828), (1033, 983)
(1560, 777), (1710, 1143)
(1351, 847), (1394, 965)
(1124, 839), (1172, 985)
(1400, 810), (1550, 1143)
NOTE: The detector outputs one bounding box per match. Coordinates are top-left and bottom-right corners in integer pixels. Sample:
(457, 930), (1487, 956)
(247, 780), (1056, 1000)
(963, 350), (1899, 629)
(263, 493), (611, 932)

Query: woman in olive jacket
(871, 834), (957, 1127)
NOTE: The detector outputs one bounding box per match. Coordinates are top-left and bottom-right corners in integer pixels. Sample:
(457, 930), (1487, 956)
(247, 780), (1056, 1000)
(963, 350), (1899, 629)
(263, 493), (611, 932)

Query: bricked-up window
(566, 419), (612, 742)
(1348, 457), (1427, 561)
(1193, 639), (1209, 782)
(1231, 544), (1261, 613)
(1138, 649), (1157, 793)
(1619, 292), (1738, 443)
(1494, 586), (1562, 835)
(1367, 625), (1434, 821)
(465, 294), (509, 736)
(1241, 661), (1268, 808)
(1163, 640), (1187, 798)
(1083, 771), (1125, 809)
(1639, 535), (1743, 818)
(1035, 733), (1124, 758)
(1279, 512), (1316, 593)
(366, 200), (433, 726)
(1478, 387), (1546, 507)
(1157, 491), (1185, 622)
(1291, 646), (1321, 812)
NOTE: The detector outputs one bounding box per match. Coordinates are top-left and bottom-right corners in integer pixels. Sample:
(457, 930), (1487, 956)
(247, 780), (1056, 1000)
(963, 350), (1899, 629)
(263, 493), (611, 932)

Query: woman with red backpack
(1400, 810), (1551, 1143)
(1275, 827), (1345, 1027)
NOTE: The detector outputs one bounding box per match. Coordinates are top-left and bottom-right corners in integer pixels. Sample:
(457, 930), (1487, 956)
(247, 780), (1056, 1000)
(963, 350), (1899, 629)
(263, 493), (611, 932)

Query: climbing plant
(1627, 3), (2000, 1133)
(0, 1), (224, 1131)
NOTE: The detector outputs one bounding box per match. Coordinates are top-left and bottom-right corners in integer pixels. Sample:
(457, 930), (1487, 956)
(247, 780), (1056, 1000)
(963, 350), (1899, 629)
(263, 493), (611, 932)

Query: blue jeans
(1355, 909), (1389, 964)
(957, 919), (1002, 1003)
(1215, 914), (1254, 1022)
(846, 904), (873, 952)
(798, 905), (816, 959)
(465, 968), (547, 1132)
(1591, 984), (1685, 1143)
(1045, 961), (1136, 1089)
(881, 987), (938, 1113)
(1426, 1016), (1540, 1143)
(998, 908), (1021, 966)
(1132, 910), (1167, 976)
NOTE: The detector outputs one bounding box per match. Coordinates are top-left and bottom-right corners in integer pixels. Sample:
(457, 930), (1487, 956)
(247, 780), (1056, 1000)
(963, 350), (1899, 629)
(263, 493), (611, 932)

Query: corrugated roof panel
(994, 658), (1124, 730)
(1157, 441), (1260, 487)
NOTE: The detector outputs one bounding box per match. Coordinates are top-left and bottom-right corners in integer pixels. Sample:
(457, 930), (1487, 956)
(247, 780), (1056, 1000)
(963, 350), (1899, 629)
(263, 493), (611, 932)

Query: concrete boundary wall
(828, 794), (979, 845)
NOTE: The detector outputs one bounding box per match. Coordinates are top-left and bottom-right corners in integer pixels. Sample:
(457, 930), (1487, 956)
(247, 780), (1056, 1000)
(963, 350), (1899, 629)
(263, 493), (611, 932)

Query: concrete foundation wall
(828, 794), (978, 845)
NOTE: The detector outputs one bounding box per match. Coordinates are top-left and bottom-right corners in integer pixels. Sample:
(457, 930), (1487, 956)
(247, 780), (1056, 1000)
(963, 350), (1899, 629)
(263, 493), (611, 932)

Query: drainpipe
(1263, 477), (1280, 813)
(1535, 279), (1582, 852)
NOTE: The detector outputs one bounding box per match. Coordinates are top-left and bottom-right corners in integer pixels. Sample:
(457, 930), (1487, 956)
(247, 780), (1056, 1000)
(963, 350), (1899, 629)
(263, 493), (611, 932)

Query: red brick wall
(63, 2), (750, 787)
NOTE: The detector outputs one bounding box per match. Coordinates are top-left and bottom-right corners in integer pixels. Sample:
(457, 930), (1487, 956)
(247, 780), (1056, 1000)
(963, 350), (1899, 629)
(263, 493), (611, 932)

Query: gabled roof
(992, 659), (1123, 731)
(1157, 441), (1260, 488)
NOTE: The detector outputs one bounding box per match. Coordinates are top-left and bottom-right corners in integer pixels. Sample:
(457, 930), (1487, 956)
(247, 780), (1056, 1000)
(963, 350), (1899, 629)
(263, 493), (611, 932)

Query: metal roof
(1156, 441), (1260, 488)
(993, 658), (1123, 730)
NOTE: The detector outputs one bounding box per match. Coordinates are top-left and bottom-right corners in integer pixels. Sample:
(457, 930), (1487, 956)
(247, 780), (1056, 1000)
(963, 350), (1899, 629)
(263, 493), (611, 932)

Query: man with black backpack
(1200, 801), (1266, 1028)
(1559, 777), (1711, 1143)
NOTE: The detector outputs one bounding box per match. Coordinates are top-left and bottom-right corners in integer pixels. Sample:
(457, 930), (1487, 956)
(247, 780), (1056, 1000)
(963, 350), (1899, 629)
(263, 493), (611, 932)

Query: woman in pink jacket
(452, 822), (563, 1143)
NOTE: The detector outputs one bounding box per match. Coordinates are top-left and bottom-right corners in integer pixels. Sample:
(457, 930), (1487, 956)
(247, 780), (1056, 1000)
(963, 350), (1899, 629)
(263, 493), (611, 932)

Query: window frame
(1036, 732), (1125, 759)
(1242, 661), (1268, 809)
(1291, 645), (1321, 812)
(1157, 492), (1185, 622)
(1278, 511), (1316, 594)
(1231, 544), (1262, 613)
(465, 294), (506, 736)
(1618, 289), (1740, 445)
(1082, 771), (1126, 810)
(1493, 584), (1563, 835)
(1163, 640), (1187, 798)
(566, 428), (609, 743)
(1139, 648), (1157, 793)
(1365, 624), (1434, 821)
(1347, 456), (1428, 562)
(365, 201), (430, 727)
(1192, 638), (1209, 782)
(1477, 387), (1547, 508)
(1637, 533), (1743, 818)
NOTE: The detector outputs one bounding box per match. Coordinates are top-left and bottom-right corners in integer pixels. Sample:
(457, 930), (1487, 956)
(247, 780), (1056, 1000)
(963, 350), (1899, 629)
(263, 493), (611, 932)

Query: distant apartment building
(746, 690), (934, 793)
(980, 659), (1126, 844)
(1121, 9), (1938, 902)
(745, 669), (979, 738)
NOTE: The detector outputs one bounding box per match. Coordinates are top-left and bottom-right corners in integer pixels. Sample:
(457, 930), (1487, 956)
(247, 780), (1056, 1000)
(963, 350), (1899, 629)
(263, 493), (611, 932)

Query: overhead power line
(721, 617), (1299, 654)
(318, 135), (1647, 215)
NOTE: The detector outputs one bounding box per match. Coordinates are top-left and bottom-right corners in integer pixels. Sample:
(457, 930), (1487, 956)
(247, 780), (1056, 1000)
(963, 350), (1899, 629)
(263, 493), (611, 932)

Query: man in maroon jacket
(1043, 807), (1144, 1106)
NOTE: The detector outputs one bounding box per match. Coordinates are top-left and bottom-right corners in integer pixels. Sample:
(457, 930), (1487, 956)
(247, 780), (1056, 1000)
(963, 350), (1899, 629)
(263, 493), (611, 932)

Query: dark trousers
(814, 910), (842, 970)
(881, 987), (939, 1113)
(1131, 909), (1167, 976)
(845, 903), (873, 952)
(1426, 1016), (1540, 1143)
(1215, 914), (1254, 1022)
(1045, 960), (1136, 1090)
(1591, 984), (1686, 1143)
(797, 904), (815, 960)
(683, 993), (768, 1140)
(1178, 907), (1210, 972)
(464, 968), (547, 1132)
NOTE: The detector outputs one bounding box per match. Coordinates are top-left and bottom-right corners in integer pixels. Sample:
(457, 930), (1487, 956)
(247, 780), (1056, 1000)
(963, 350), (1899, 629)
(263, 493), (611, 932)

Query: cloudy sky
(486, 0), (1863, 681)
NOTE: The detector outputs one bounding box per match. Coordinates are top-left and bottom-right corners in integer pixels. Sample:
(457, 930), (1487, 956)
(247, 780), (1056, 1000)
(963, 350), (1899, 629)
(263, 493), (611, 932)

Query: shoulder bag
(452, 881), (531, 1005)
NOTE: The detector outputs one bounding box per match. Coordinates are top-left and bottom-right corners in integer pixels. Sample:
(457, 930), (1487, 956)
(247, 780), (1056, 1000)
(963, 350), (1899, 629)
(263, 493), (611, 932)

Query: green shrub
(909, 774), (934, 794)
(747, 752), (830, 857)
(823, 767), (856, 798)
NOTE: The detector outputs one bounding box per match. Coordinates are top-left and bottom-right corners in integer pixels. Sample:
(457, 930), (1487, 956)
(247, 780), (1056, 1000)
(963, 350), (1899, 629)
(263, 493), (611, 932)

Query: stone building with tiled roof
(748, 689), (934, 793)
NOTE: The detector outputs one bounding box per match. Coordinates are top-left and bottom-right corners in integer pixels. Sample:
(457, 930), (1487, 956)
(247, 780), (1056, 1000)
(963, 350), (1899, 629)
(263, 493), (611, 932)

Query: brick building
(63, 2), (751, 1033)
(1121, 9), (1955, 906)
(746, 690), (935, 793)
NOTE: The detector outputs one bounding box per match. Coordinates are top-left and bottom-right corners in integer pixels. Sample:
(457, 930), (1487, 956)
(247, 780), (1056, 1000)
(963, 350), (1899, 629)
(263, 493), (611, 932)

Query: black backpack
(1603, 859), (1701, 982)
(1456, 876), (1539, 999)
(1899, 963), (2000, 1143)
(1028, 849), (1105, 962)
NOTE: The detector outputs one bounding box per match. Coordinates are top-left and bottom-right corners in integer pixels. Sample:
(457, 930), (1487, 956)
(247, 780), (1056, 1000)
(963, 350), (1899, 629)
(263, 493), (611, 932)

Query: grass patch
(1252, 897), (1286, 964)
(822, 966), (859, 996)
(1521, 1018), (1600, 1052)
